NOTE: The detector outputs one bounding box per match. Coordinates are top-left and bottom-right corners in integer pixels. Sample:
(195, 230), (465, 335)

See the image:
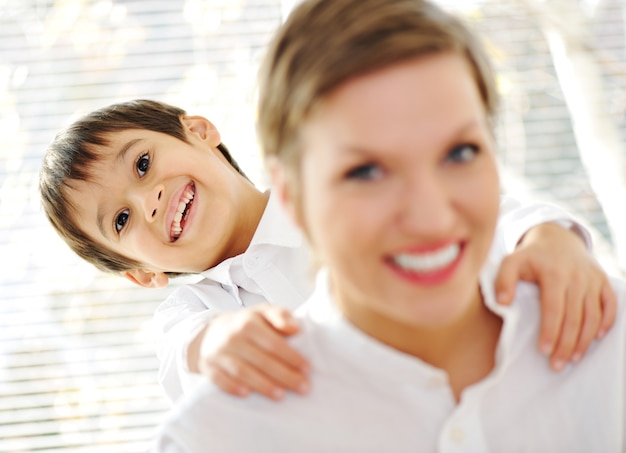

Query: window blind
(1, 0), (625, 451)
(1, 1), (282, 451)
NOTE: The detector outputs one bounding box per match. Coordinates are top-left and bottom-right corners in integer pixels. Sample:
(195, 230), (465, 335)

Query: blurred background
(1, 0), (625, 451)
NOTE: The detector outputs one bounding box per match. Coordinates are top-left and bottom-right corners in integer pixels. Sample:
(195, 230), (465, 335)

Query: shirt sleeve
(149, 432), (187, 453)
(495, 195), (592, 257)
(153, 281), (242, 404)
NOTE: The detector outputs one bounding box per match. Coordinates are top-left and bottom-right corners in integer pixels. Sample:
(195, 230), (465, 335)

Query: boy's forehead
(85, 130), (155, 171)
(99, 129), (146, 153)
(78, 130), (144, 181)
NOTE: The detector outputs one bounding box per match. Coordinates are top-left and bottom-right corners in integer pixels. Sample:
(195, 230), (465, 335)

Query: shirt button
(428, 375), (447, 387)
(449, 426), (465, 444)
(245, 255), (260, 269)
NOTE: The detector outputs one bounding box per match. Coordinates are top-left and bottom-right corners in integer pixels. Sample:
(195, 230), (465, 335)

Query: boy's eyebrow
(115, 138), (144, 163)
(97, 208), (110, 240)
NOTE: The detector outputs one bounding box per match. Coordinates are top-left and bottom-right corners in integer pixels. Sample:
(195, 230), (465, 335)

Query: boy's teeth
(393, 244), (460, 272)
(171, 188), (195, 240)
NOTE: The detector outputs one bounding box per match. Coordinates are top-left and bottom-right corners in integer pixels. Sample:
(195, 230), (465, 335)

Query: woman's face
(285, 53), (500, 333)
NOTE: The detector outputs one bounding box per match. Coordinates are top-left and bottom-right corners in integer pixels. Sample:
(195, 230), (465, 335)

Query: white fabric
(154, 192), (313, 402)
(151, 259), (626, 453)
(495, 195), (591, 253)
(154, 192), (591, 403)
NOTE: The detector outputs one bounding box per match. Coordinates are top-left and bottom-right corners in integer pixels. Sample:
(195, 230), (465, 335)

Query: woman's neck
(340, 287), (502, 402)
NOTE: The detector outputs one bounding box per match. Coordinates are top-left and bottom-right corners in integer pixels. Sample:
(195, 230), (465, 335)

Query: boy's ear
(181, 115), (221, 148)
(268, 157), (303, 229)
(122, 269), (169, 288)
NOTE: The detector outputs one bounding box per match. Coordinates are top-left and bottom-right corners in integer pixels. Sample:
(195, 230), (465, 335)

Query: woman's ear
(268, 157), (303, 229)
(122, 269), (169, 288)
(181, 115), (221, 148)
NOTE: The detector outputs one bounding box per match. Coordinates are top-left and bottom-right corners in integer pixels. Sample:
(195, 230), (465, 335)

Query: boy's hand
(188, 305), (311, 400)
(495, 222), (617, 371)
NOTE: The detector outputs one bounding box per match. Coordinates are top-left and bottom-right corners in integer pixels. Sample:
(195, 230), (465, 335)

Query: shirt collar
(249, 190), (302, 248)
(304, 258), (525, 377)
(476, 253), (534, 385)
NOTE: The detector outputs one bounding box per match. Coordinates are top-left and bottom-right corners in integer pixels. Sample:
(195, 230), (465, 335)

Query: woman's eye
(446, 144), (479, 163)
(115, 209), (130, 233)
(136, 152), (150, 177)
(345, 163), (383, 181)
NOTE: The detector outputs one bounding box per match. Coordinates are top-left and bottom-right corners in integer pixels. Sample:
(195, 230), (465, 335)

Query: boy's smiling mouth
(169, 182), (195, 242)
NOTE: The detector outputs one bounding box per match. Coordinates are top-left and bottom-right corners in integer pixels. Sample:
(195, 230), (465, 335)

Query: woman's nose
(399, 175), (454, 235)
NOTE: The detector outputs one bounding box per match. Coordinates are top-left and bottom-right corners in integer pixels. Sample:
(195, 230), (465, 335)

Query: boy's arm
(154, 282), (309, 403)
(493, 196), (617, 370)
(153, 284), (224, 403)
(495, 196), (592, 254)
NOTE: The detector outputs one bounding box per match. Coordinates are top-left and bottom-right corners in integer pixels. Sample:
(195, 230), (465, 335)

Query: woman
(151, 0), (625, 451)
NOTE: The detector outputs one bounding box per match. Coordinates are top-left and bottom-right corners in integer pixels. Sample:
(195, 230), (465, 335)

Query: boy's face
(67, 117), (255, 284)
(280, 53), (500, 332)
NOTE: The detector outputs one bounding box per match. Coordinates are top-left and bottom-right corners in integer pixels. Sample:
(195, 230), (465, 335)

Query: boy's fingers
(199, 337), (300, 399)
(598, 283), (617, 338)
(198, 307), (311, 399)
(537, 279), (566, 356)
(259, 305), (301, 335)
(571, 294), (602, 362)
(248, 320), (310, 372)
(206, 367), (251, 398)
(493, 254), (520, 306)
(238, 344), (310, 395)
(549, 285), (583, 370)
(218, 355), (286, 401)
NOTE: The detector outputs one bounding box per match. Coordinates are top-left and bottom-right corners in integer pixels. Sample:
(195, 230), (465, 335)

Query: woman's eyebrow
(341, 119), (482, 155)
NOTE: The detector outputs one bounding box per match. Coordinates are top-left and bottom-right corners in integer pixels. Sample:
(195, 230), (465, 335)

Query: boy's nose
(144, 184), (164, 222)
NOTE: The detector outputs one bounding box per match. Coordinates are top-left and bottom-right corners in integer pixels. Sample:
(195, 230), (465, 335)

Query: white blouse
(152, 261), (625, 452)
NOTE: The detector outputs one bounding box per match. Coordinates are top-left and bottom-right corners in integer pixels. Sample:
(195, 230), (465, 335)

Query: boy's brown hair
(39, 99), (246, 274)
(257, 0), (498, 172)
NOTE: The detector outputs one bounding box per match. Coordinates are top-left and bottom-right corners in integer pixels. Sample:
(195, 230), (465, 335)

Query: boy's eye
(115, 209), (130, 233)
(446, 144), (479, 163)
(345, 163), (383, 181)
(136, 152), (150, 177)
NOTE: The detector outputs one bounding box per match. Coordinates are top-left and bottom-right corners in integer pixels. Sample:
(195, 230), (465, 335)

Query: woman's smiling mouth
(170, 182), (195, 242)
(388, 242), (465, 285)
(393, 243), (461, 272)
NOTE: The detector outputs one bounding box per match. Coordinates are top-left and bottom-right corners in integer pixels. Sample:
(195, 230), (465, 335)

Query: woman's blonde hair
(258, 0), (497, 171)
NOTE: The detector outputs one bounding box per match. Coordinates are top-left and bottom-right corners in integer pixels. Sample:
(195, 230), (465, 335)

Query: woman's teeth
(171, 188), (195, 239)
(393, 243), (460, 272)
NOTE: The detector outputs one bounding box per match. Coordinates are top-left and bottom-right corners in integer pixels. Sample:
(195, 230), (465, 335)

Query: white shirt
(154, 192), (313, 401)
(151, 258), (625, 453)
(153, 193), (591, 403)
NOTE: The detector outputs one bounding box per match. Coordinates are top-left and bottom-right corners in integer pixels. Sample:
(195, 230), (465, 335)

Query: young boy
(40, 98), (615, 404)
(151, 0), (626, 450)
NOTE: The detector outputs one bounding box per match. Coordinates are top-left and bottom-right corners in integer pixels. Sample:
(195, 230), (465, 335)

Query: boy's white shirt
(154, 192), (313, 402)
(153, 192), (591, 403)
(151, 261), (626, 452)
